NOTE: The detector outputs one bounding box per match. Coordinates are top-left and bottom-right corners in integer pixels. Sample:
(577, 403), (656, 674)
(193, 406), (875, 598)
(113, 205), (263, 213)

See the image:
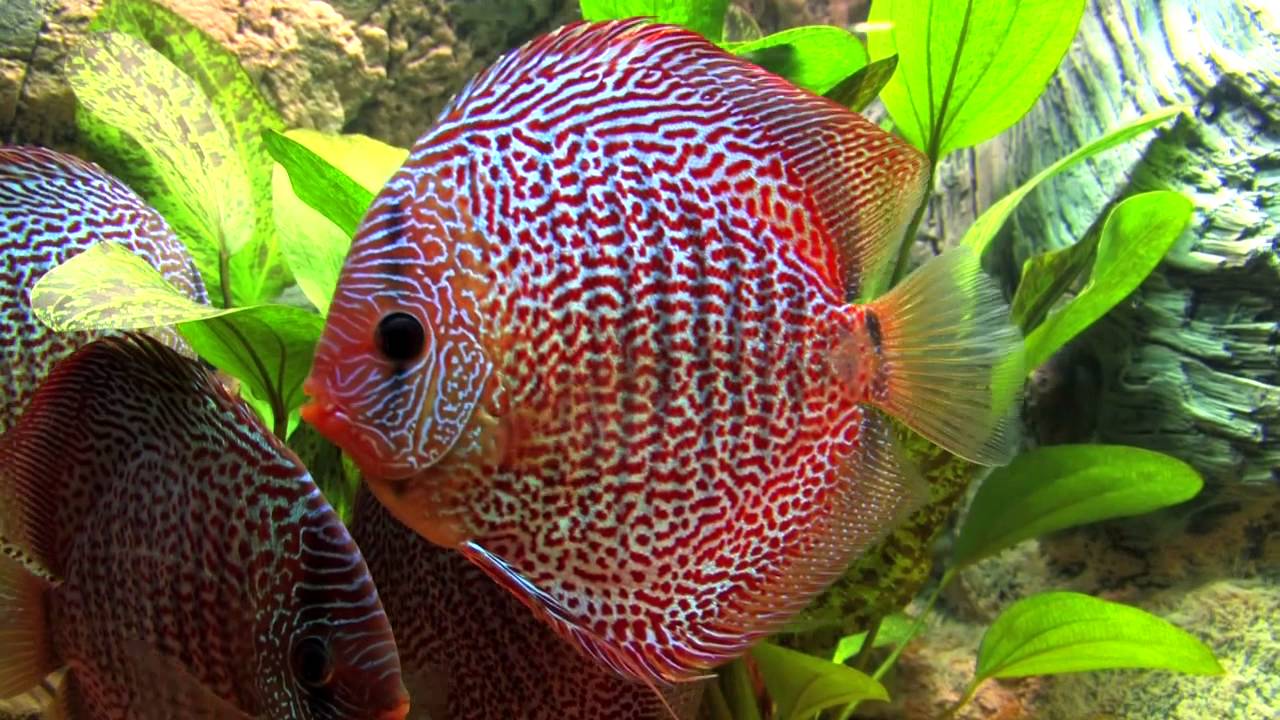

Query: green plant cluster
(30, 0), (1225, 717)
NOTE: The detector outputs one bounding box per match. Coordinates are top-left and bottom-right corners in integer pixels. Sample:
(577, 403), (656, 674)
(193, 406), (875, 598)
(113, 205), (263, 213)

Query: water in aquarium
(0, 0), (1275, 718)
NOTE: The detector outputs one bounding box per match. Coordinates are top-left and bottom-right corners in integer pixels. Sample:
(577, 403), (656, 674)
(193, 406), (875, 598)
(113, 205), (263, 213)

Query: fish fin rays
(0, 553), (58, 701)
(715, 410), (924, 643)
(864, 247), (1025, 465)
(120, 640), (254, 720)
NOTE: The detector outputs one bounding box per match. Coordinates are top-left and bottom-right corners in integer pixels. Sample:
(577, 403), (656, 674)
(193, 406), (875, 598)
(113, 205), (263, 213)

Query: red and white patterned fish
(350, 487), (704, 719)
(0, 335), (409, 719)
(0, 145), (207, 434)
(304, 20), (1023, 683)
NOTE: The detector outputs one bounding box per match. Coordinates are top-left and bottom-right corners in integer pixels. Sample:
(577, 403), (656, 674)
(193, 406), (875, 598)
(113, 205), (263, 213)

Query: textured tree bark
(933, 0), (1280, 580)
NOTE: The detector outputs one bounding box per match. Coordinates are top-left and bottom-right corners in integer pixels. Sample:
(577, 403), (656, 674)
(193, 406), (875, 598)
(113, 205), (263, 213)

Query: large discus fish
(304, 20), (1024, 682)
(0, 335), (409, 720)
(351, 488), (704, 719)
(0, 145), (207, 433)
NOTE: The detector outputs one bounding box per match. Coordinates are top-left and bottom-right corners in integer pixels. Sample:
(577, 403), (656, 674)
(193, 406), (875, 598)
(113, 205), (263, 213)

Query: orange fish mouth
(300, 384), (387, 480)
(379, 698), (411, 720)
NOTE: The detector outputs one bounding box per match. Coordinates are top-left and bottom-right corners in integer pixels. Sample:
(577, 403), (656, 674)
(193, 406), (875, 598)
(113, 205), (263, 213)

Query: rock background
(1, 0), (576, 151)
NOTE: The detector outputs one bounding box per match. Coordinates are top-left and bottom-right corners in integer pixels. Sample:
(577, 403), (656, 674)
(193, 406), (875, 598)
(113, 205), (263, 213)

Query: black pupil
(377, 312), (425, 362)
(296, 638), (331, 687)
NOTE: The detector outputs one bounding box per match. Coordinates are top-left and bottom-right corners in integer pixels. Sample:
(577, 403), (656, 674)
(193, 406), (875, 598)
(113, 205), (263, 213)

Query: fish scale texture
(351, 489), (704, 719)
(0, 146), (207, 435)
(312, 20), (926, 682)
(0, 337), (403, 718)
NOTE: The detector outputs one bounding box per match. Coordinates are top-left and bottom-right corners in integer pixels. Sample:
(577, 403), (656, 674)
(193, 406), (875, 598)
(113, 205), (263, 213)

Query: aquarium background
(1, 0), (1276, 718)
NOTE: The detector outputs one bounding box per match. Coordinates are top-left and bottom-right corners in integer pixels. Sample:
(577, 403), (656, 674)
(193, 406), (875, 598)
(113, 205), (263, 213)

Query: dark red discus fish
(304, 20), (1023, 682)
(0, 145), (207, 434)
(350, 487), (704, 719)
(0, 335), (409, 720)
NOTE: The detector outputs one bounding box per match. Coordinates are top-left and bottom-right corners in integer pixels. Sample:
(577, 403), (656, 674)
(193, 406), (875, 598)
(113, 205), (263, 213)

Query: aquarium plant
(28, 0), (1226, 716)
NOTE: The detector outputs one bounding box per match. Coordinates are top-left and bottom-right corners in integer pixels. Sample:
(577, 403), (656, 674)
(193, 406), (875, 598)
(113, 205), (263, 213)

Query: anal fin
(0, 553), (57, 701)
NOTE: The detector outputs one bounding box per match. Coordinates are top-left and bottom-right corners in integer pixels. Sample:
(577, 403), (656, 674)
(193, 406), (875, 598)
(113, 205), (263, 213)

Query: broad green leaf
(831, 613), (915, 664)
(89, 0), (290, 304)
(867, 0), (1085, 158)
(67, 32), (263, 307)
(180, 306), (323, 440)
(1009, 225), (1098, 333)
(961, 105), (1186, 253)
(1024, 191), (1193, 369)
(723, 26), (868, 96)
(824, 55), (898, 112)
(580, 0), (730, 42)
(751, 642), (887, 720)
(268, 129), (408, 313)
(952, 444), (1202, 568)
(30, 242), (321, 439)
(977, 592), (1223, 680)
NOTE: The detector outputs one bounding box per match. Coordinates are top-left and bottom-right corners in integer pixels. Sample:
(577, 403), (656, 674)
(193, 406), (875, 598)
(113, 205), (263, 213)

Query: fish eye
(291, 636), (334, 688)
(376, 312), (426, 363)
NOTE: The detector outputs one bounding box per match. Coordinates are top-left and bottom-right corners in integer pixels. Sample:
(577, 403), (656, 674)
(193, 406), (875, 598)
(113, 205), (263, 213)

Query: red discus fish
(304, 20), (1023, 682)
(0, 145), (207, 434)
(350, 487), (704, 719)
(0, 335), (409, 719)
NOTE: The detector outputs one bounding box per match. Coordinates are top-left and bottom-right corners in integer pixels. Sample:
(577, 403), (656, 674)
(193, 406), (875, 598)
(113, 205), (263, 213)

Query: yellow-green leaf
(67, 31), (264, 307)
(268, 129), (407, 313)
(751, 642), (887, 720)
(867, 0), (1085, 158)
(952, 444), (1202, 568)
(724, 26), (868, 95)
(977, 592), (1223, 680)
(961, 105), (1186, 254)
(580, 0), (730, 42)
(824, 55), (898, 112)
(1023, 191), (1193, 370)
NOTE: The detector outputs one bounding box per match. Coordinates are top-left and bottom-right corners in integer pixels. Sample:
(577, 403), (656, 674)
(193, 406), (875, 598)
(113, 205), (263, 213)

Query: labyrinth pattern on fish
(312, 20), (927, 682)
(352, 488), (704, 719)
(0, 336), (404, 719)
(0, 146), (206, 434)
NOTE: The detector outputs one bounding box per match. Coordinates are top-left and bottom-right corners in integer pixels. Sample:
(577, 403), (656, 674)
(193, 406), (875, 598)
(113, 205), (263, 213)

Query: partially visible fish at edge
(0, 145), (207, 434)
(0, 334), (409, 720)
(304, 20), (1025, 683)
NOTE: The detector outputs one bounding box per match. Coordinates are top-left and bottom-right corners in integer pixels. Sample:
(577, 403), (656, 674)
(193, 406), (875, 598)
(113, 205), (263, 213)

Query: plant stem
(941, 680), (981, 719)
(888, 162), (937, 288)
(851, 617), (882, 671)
(872, 567), (955, 682)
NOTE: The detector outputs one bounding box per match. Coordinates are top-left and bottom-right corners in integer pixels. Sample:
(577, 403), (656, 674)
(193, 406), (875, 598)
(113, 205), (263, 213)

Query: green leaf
(268, 129), (408, 313)
(580, 0), (730, 42)
(751, 642), (887, 720)
(977, 592), (1223, 681)
(1023, 191), (1193, 369)
(722, 26), (868, 96)
(30, 242), (321, 439)
(89, 0), (290, 304)
(1009, 226), (1098, 333)
(718, 657), (764, 720)
(831, 613), (915, 664)
(67, 32), (269, 308)
(952, 444), (1202, 568)
(867, 0), (1085, 158)
(960, 105), (1186, 254)
(824, 55), (898, 112)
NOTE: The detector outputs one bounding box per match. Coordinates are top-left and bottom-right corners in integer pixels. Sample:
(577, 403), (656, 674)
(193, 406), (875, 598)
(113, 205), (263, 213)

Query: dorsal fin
(0, 334), (228, 575)
(437, 19), (928, 300)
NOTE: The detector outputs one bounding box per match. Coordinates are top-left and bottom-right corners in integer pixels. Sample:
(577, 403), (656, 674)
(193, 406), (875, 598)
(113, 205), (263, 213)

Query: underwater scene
(0, 0), (1276, 718)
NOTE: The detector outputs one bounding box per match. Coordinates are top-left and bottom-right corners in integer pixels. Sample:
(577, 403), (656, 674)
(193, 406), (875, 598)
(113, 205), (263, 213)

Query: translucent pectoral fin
(122, 640), (254, 720)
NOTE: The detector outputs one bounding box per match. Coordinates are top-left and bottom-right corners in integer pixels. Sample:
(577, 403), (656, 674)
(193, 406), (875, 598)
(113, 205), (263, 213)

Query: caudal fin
(865, 248), (1024, 466)
(0, 552), (57, 700)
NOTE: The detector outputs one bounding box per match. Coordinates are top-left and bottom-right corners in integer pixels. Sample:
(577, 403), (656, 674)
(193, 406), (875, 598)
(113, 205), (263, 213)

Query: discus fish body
(0, 335), (408, 720)
(351, 488), (703, 719)
(0, 145), (206, 433)
(305, 20), (1023, 682)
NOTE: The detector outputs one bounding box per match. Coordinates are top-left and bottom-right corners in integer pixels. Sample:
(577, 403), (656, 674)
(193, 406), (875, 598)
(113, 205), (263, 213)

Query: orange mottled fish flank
(305, 20), (1023, 683)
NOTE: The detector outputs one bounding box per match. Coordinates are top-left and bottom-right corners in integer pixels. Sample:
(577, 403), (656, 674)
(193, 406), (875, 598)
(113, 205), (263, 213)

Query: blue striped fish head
(302, 173), (497, 490)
